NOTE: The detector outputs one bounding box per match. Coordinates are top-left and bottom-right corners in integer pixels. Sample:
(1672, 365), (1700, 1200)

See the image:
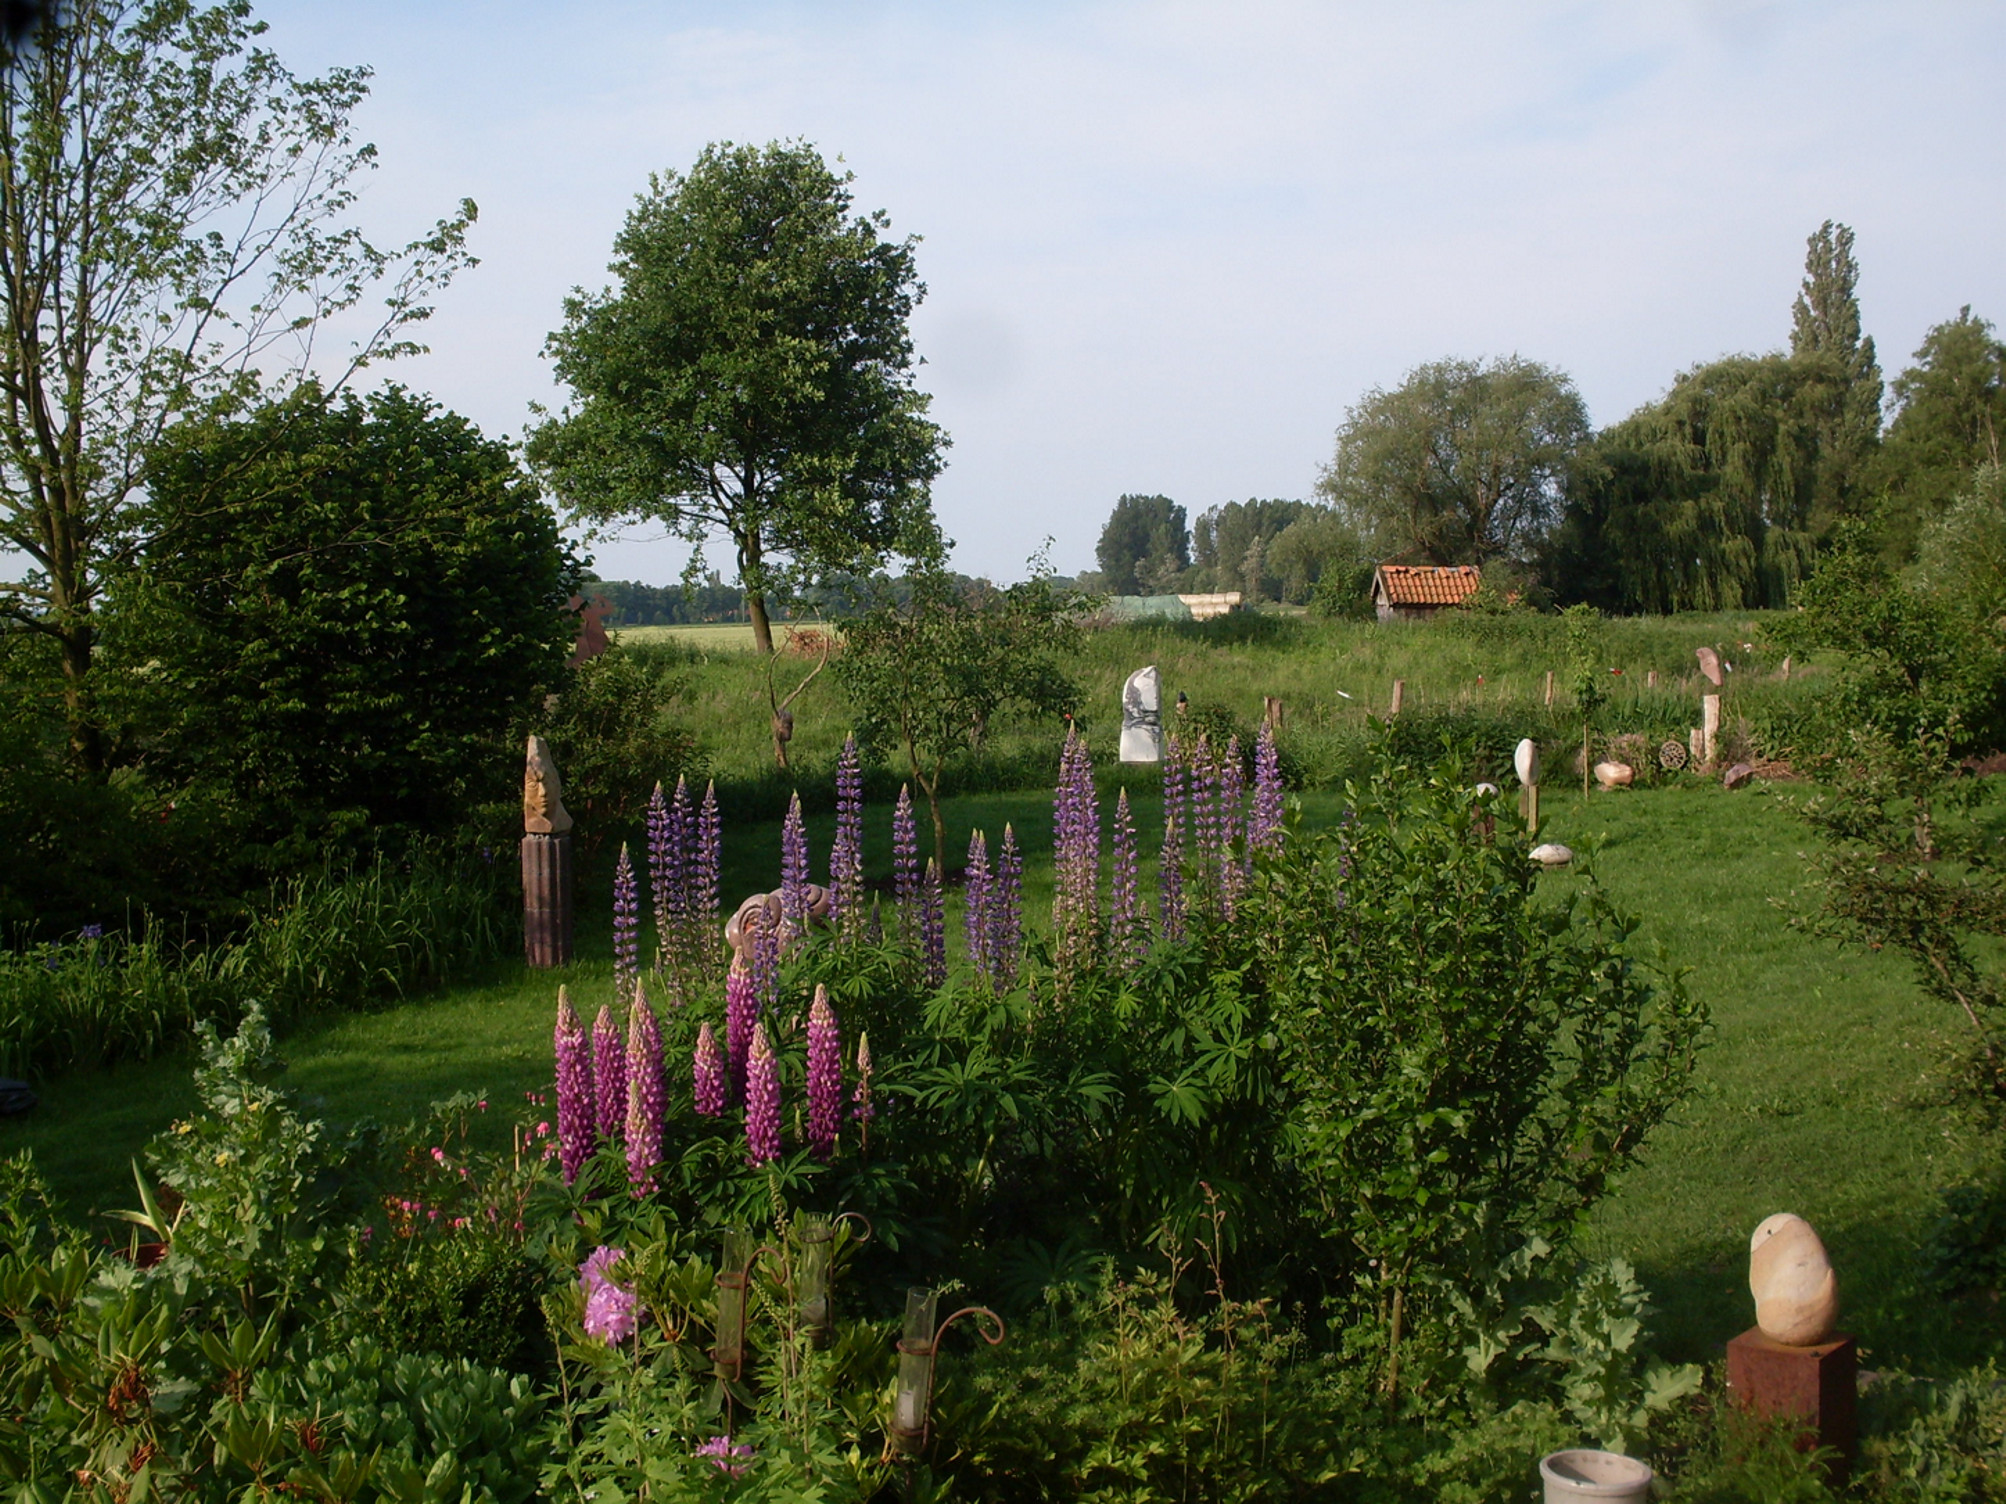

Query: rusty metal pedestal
(522, 832), (573, 969)
(1725, 1327), (1856, 1476)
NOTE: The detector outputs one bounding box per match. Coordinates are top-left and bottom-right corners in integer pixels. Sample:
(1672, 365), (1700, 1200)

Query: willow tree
(0, 0), (476, 773)
(527, 140), (947, 655)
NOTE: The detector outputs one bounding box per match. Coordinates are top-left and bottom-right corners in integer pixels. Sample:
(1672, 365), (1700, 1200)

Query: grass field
(6, 770), (1993, 1375)
(613, 621), (764, 652)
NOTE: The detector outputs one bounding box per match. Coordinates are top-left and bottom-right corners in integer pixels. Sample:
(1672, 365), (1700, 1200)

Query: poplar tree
(1789, 220), (1883, 528)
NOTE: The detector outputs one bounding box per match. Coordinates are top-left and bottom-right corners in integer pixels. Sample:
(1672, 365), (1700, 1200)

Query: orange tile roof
(1374, 564), (1482, 607)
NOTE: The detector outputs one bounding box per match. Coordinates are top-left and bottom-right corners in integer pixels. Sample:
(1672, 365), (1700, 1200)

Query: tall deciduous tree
(1190, 498), (1306, 599)
(1317, 357), (1587, 566)
(0, 0), (477, 773)
(1871, 307), (2006, 557)
(1789, 220), (1883, 528)
(1094, 493), (1188, 596)
(527, 141), (946, 656)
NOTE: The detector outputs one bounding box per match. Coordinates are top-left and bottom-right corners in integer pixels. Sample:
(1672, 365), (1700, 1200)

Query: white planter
(1539, 1449), (1654, 1503)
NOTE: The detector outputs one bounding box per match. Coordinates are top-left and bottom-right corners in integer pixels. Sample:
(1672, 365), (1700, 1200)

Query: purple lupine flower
(853, 1031), (875, 1126)
(1220, 735), (1246, 921)
(749, 896), (780, 1010)
(613, 843), (640, 1005)
(625, 984), (665, 1196)
(865, 895), (884, 947)
(1053, 729), (1101, 983)
(724, 960), (758, 1104)
(892, 785), (921, 952)
(667, 776), (697, 988)
(781, 792), (809, 937)
(991, 824), (1023, 988)
(697, 781), (722, 975)
(1109, 788), (1145, 970)
(746, 1022), (781, 1166)
(1189, 738), (1217, 914)
(806, 984), (842, 1160)
(830, 735), (865, 939)
(921, 858), (946, 990)
(646, 783), (675, 971)
(694, 1020), (726, 1117)
(554, 987), (595, 1187)
(963, 829), (991, 985)
(592, 1003), (627, 1143)
(1160, 738), (1187, 942)
(1250, 723), (1284, 855)
(579, 1246), (638, 1344)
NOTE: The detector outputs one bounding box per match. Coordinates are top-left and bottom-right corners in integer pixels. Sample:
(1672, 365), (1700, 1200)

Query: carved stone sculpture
(1697, 646), (1724, 687)
(1593, 761), (1634, 790)
(1750, 1213), (1838, 1347)
(524, 735), (573, 835)
(1529, 842), (1573, 867)
(724, 885), (833, 960)
(1119, 666), (1163, 764)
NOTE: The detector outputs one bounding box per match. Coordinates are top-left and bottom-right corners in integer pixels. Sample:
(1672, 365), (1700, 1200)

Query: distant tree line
(1095, 221), (2006, 616)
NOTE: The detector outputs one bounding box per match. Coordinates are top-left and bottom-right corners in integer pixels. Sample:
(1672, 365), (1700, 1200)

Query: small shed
(1371, 564), (1481, 622)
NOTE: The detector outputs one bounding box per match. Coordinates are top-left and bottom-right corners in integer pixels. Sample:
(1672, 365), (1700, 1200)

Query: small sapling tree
(837, 567), (1084, 870)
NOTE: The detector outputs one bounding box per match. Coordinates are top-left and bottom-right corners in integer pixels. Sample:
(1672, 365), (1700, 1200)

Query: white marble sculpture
(1119, 665), (1163, 764)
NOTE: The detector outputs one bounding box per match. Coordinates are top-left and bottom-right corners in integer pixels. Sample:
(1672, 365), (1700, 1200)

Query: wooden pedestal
(1725, 1327), (1856, 1468)
(522, 832), (573, 969)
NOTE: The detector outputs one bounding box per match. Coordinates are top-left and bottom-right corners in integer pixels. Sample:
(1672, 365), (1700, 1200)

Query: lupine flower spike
(806, 984), (842, 1160)
(1160, 736), (1186, 942)
(645, 783), (675, 972)
(613, 844), (640, 1006)
(1053, 729), (1101, 984)
(746, 1022), (781, 1166)
(693, 1021), (726, 1117)
(1110, 787), (1145, 970)
(592, 1003), (627, 1143)
(1220, 735), (1246, 921)
(580, 1246), (638, 1345)
(724, 960), (758, 1104)
(554, 987), (595, 1186)
(852, 1031), (875, 1148)
(1251, 723), (1284, 855)
(964, 829), (991, 985)
(781, 792), (808, 936)
(624, 983), (665, 1196)
(921, 858), (947, 990)
(697, 782), (722, 975)
(992, 824), (1023, 987)
(668, 776), (697, 990)
(831, 735), (865, 940)
(892, 786), (921, 951)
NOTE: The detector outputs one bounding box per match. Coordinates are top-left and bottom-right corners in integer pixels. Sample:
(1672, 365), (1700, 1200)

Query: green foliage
(1789, 219), (1885, 529)
(1912, 463), (2006, 618)
(0, 0), (475, 777)
(541, 641), (704, 851)
(0, 856), (507, 1080)
(1873, 307), (2006, 560)
(1189, 498), (1310, 601)
(527, 138), (945, 652)
(122, 383), (576, 864)
(1319, 354), (1589, 565)
(1245, 755), (1709, 1365)
(1096, 494), (1191, 597)
(1856, 1365), (2006, 1502)
(838, 567), (1086, 868)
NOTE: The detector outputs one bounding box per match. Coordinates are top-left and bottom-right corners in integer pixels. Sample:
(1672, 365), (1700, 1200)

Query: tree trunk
(747, 589), (774, 655)
(57, 614), (106, 776)
(738, 527), (775, 654)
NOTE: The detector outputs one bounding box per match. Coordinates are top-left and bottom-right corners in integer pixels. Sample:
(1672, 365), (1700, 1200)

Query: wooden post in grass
(1264, 696), (1284, 730)
(522, 735), (574, 968)
(1543, 670), (1554, 707)
(1389, 679), (1404, 715)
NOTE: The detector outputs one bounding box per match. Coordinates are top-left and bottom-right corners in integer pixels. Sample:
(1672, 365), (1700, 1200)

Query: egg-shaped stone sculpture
(1514, 737), (1540, 787)
(1749, 1213), (1838, 1346)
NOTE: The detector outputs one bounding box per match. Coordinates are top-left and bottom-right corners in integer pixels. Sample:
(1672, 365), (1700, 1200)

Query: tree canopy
(1871, 307), (2006, 557)
(1788, 220), (1883, 529)
(0, 0), (475, 773)
(1317, 357), (1588, 566)
(1191, 498), (1308, 600)
(120, 385), (575, 861)
(1094, 494), (1188, 596)
(527, 140), (947, 655)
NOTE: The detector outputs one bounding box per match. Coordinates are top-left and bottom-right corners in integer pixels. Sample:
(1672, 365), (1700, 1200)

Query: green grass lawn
(5, 772), (1992, 1374)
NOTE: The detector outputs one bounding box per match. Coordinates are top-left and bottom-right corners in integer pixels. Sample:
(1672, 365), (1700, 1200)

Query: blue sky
(260, 0), (2006, 583)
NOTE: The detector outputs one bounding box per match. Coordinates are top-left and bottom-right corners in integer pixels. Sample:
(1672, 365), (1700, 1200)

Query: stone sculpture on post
(1726, 1213), (1855, 1474)
(522, 735), (574, 968)
(1514, 737), (1541, 835)
(1119, 666), (1162, 764)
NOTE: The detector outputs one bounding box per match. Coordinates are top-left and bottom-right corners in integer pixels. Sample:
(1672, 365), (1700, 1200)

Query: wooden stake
(1389, 679), (1404, 715)
(1543, 670), (1554, 707)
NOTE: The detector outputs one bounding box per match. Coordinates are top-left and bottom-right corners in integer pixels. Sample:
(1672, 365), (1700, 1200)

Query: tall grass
(0, 857), (508, 1082)
(654, 608), (1837, 814)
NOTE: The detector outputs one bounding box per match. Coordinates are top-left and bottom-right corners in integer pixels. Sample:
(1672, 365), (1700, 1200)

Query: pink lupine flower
(746, 1022), (781, 1166)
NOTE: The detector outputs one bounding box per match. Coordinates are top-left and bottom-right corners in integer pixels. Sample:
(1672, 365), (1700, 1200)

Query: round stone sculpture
(1658, 739), (1688, 771)
(723, 885), (832, 960)
(1529, 843), (1573, 868)
(1749, 1213), (1838, 1346)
